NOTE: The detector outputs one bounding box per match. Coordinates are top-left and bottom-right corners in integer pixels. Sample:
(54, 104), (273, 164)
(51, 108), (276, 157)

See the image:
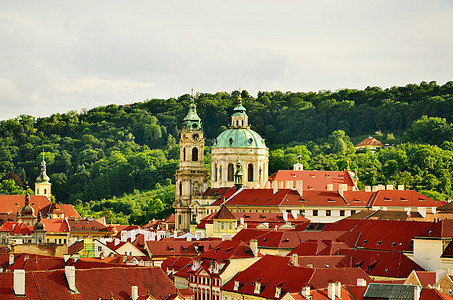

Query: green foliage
(1, 81), (453, 224)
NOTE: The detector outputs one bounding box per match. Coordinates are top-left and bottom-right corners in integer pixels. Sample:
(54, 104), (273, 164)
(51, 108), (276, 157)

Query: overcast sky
(1, 1), (452, 121)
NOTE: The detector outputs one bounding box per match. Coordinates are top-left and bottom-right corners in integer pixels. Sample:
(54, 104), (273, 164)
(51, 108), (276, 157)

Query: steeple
(35, 150), (52, 199)
(183, 90), (202, 131)
(231, 89), (249, 129)
(36, 150), (50, 183)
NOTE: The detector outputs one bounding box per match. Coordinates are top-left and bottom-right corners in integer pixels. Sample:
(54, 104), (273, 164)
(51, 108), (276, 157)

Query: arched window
(178, 215), (182, 226)
(183, 147), (186, 161)
(192, 147), (198, 161)
(228, 164), (234, 182)
(242, 120), (244, 127)
(248, 164), (254, 182)
(179, 181), (183, 196)
(214, 163), (218, 181)
(219, 166), (222, 181)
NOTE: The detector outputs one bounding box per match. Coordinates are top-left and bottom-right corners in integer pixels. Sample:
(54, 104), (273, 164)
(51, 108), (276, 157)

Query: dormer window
(254, 282), (261, 294)
(234, 281), (240, 291)
(275, 287), (281, 298)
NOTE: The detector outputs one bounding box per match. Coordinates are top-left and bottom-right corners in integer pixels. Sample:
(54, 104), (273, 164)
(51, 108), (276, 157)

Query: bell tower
(173, 93), (208, 232)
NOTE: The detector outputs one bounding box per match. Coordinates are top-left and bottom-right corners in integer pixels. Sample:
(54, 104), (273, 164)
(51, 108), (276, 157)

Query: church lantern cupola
(35, 150), (52, 200)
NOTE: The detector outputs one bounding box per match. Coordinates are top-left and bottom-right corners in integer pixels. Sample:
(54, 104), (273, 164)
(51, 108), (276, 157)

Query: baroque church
(173, 93), (269, 232)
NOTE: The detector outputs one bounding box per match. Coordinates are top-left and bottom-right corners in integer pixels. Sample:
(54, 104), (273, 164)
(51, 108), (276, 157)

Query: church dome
(213, 128), (267, 149)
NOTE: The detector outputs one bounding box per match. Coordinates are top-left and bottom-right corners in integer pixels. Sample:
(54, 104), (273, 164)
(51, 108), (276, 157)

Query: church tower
(35, 150), (51, 200)
(173, 94), (208, 232)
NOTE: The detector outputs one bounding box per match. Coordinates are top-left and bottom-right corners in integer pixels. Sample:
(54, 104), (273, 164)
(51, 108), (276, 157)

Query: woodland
(1, 81), (453, 225)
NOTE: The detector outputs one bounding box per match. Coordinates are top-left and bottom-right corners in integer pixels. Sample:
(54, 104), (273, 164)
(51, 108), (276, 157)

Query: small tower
(174, 92), (208, 232)
(18, 191), (36, 226)
(33, 212), (46, 243)
(35, 150), (51, 200)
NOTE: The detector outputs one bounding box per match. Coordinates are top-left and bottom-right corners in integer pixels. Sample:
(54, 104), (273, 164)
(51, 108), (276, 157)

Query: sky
(1, 1), (452, 121)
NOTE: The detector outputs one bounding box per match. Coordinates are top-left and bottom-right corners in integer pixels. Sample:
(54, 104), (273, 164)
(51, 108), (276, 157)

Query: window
(228, 164), (234, 181)
(179, 181), (183, 196)
(313, 210), (318, 216)
(221, 223), (225, 230)
(214, 163), (218, 181)
(98, 246), (102, 251)
(326, 210), (331, 216)
(340, 210), (345, 216)
(192, 147), (199, 161)
(44, 189), (47, 194)
(351, 210), (356, 215)
(183, 147), (186, 161)
(248, 164), (254, 181)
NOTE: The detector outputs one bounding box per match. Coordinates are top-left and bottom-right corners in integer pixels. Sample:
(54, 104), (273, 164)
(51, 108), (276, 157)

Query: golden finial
(191, 88), (194, 99)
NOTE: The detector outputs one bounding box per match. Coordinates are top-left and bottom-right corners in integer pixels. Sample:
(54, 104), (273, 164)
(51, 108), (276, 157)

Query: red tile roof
(413, 271), (437, 287)
(0, 266), (176, 300)
(201, 240), (257, 260)
(146, 240), (222, 258)
(420, 288), (453, 300)
(1, 221), (33, 235)
(212, 205), (236, 220)
(370, 190), (443, 208)
(339, 248), (424, 278)
(41, 218), (70, 232)
(268, 170), (357, 192)
(67, 219), (109, 232)
(294, 255), (351, 268)
(221, 255), (372, 299)
(0, 195), (50, 215)
(356, 137), (383, 147)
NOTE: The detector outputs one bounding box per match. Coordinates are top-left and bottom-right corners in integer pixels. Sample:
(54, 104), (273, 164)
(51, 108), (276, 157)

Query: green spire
(183, 90), (202, 131)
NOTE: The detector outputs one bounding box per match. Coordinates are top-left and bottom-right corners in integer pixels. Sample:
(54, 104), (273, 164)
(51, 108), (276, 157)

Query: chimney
(72, 253), (80, 263)
(272, 181), (279, 194)
(9, 253), (14, 265)
(114, 238), (120, 246)
(282, 211), (288, 222)
(278, 181), (284, 189)
(372, 186), (378, 192)
(386, 184), (394, 190)
(265, 181), (271, 189)
(296, 180), (303, 196)
(250, 239), (258, 257)
(357, 278), (366, 286)
(398, 185), (404, 190)
(174, 230), (178, 238)
(186, 236), (192, 241)
(365, 186), (371, 192)
(291, 253), (299, 266)
(63, 254), (70, 263)
(338, 184), (347, 197)
(65, 266), (76, 292)
(326, 184), (333, 191)
(335, 282), (341, 298)
(328, 282), (336, 299)
(131, 286), (139, 300)
(14, 269), (25, 297)
(291, 210), (298, 219)
(414, 285), (421, 300)
(377, 184), (385, 191)
(240, 218), (245, 225)
(131, 231), (136, 243)
(285, 181), (292, 189)
(301, 286), (310, 298)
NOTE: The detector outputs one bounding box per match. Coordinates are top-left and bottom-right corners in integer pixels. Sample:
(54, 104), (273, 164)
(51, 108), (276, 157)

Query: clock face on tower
(192, 133), (199, 141)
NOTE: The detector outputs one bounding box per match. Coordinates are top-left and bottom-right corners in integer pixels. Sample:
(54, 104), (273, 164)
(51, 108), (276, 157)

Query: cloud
(0, 1), (452, 120)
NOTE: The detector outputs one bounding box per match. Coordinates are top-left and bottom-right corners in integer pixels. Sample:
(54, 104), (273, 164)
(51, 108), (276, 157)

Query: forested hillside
(1, 81), (453, 224)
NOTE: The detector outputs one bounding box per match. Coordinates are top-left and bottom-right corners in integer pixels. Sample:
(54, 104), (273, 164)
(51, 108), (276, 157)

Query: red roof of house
(339, 248), (425, 278)
(161, 256), (194, 274)
(370, 190), (443, 208)
(201, 240), (257, 260)
(212, 205), (236, 220)
(41, 218), (70, 232)
(420, 288), (453, 300)
(293, 255), (351, 268)
(223, 188), (302, 207)
(356, 137), (383, 147)
(0, 195), (50, 215)
(67, 219), (108, 232)
(0, 266), (176, 300)
(323, 219), (434, 252)
(1, 222), (33, 235)
(413, 271), (437, 287)
(203, 187), (234, 198)
(221, 255), (372, 299)
(146, 240), (222, 258)
(268, 170), (357, 192)
(44, 203), (81, 219)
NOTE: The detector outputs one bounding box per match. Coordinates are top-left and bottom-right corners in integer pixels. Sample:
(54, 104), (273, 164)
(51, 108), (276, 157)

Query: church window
(183, 148), (186, 161)
(229, 138), (233, 145)
(178, 215), (182, 225)
(179, 181), (183, 196)
(214, 164), (218, 181)
(44, 189), (47, 194)
(228, 164), (234, 181)
(219, 166), (222, 181)
(248, 164), (254, 181)
(192, 147), (199, 161)
(242, 120), (244, 127)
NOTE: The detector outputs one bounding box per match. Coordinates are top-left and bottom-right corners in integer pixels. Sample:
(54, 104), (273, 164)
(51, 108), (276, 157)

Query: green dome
(213, 128), (267, 149)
